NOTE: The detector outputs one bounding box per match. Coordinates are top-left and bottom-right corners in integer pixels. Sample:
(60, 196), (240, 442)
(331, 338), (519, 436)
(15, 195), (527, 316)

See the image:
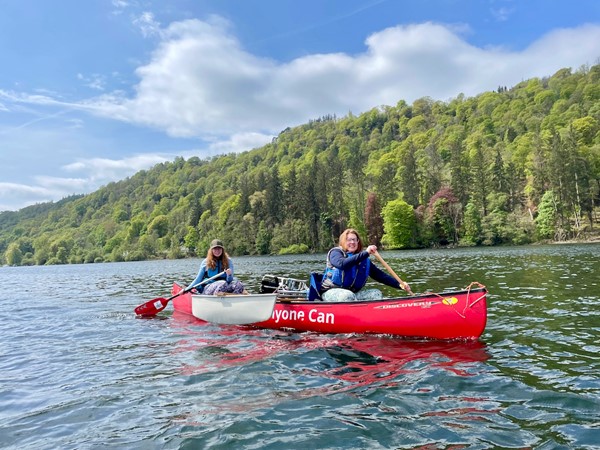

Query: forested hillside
(1, 65), (599, 266)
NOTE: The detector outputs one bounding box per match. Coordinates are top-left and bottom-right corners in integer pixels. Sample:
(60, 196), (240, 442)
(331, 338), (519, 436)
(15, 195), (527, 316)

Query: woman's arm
(368, 264), (402, 289)
(226, 259), (234, 283)
(187, 260), (208, 289)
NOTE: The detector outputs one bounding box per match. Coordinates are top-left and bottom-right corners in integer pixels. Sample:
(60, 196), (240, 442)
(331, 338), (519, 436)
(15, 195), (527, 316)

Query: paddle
(373, 251), (414, 295)
(134, 271), (226, 316)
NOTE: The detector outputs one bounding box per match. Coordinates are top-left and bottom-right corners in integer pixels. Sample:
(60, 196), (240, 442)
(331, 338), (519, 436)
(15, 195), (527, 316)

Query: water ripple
(1, 244), (599, 449)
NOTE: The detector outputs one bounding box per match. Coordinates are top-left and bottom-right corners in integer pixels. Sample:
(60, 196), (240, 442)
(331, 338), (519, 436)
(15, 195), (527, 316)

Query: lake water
(1, 244), (599, 449)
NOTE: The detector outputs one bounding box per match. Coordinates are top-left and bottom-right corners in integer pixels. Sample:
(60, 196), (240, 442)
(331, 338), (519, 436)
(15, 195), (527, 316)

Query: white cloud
(0, 89), (57, 106)
(490, 6), (515, 22)
(31, 176), (90, 196)
(2, 18), (600, 212)
(133, 11), (162, 38)
(207, 132), (274, 155)
(0, 182), (65, 211)
(0, 155), (171, 212)
(77, 20), (600, 138)
(0, 182), (51, 196)
(77, 73), (107, 91)
(5, 19), (600, 141)
(111, 0), (130, 15)
(63, 154), (170, 182)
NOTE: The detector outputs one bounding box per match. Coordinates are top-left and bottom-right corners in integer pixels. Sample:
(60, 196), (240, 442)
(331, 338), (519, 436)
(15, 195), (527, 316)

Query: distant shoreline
(548, 231), (600, 245)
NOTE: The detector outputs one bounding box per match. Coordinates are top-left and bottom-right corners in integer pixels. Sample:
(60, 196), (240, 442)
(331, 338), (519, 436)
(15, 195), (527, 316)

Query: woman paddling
(320, 228), (411, 302)
(187, 239), (246, 295)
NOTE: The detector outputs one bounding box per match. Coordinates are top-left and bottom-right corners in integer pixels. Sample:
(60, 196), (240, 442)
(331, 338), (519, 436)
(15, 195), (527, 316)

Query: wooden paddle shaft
(373, 251), (414, 295)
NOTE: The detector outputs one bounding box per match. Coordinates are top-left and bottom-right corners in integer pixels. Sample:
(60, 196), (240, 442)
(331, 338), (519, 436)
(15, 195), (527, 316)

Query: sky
(1, 0), (599, 212)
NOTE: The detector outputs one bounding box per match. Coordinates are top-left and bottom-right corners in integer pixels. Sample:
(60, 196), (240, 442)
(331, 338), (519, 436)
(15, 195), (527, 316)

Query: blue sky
(1, 0), (599, 212)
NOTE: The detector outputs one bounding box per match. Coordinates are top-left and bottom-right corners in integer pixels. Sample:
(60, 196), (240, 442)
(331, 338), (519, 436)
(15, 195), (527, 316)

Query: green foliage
(364, 192), (384, 246)
(127, 218), (146, 242)
(147, 215), (169, 237)
(278, 243), (309, 255)
(183, 226), (200, 255)
(571, 116), (598, 145)
(481, 209), (509, 245)
(1, 65), (599, 266)
(427, 187), (461, 245)
(113, 208), (129, 223)
(461, 202), (482, 246)
(535, 190), (559, 240)
(5, 242), (22, 266)
(347, 208), (367, 243)
(382, 199), (416, 249)
(255, 221), (271, 255)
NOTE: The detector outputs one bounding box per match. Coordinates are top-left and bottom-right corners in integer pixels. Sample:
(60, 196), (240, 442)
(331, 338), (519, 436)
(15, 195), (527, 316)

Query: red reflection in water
(412, 446), (469, 450)
(167, 311), (492, 424)
(318, 338), (489, 391)
(169, 310), (489, 382)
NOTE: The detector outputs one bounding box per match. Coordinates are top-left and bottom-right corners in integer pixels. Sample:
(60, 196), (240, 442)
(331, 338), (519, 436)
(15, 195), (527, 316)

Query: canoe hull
(191, 293), (277, 325)
(171, 284), (487, 340)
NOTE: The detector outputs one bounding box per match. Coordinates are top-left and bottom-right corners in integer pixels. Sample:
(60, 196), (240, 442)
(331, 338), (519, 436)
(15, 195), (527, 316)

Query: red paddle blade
(134, 297), (169, 316)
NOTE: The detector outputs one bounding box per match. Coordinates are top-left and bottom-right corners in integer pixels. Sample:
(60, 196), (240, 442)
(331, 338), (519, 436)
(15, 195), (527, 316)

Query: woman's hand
(399, 280), (412, 294)
(225, 268), (232, 276)
(366, 245), (377, 254)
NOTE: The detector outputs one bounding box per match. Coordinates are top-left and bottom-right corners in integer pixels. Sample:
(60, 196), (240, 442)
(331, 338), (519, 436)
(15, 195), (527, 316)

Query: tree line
(1, 64), (599, 266)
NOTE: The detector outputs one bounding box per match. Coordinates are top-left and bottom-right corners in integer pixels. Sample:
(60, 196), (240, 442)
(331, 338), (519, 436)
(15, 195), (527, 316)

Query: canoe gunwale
(274, 287), (487, 306)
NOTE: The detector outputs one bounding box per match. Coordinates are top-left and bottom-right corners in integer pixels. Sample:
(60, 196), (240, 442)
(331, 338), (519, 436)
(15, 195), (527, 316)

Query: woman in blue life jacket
(321, 228), (410, 302)
(187, 239), (246, 295)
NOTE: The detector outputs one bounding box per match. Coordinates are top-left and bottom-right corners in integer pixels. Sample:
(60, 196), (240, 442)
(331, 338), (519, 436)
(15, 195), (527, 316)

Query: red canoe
(171, 282), (487, 340)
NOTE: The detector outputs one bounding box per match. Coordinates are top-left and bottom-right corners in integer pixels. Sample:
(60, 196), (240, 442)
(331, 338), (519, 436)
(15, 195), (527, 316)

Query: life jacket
(203, 260), (228, 283)
(321, 247), (370, 293)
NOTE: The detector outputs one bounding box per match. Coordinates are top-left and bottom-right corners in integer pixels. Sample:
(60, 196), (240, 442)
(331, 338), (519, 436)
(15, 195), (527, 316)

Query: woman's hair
(205, 246), (230, 270)
(338, 228), (363, 252)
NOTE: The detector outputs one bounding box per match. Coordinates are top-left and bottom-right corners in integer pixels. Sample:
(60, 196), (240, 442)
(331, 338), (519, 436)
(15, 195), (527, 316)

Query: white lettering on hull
(272, 308), (334, 324)
(375, 301), (437, 310)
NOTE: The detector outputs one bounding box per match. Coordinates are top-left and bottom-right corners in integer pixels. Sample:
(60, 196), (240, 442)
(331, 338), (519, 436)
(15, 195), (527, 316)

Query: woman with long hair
(187, 239), (246, 295)
(320, 228), (409, 302)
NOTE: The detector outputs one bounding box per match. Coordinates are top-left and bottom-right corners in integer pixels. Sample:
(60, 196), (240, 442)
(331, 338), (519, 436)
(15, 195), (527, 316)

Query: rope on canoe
(461, 281), (487, 317)
(429, 281), (487, 319)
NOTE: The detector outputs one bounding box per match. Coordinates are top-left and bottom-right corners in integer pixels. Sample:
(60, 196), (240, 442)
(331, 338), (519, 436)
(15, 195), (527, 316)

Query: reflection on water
(0, 244), (599, 449)
(171, 310), (490, 384)
(166, 310), (496, 446)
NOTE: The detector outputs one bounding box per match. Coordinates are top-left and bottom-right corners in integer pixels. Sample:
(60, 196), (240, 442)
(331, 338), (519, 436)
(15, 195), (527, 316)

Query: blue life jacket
(322, 247), (370, 293)
(204, 260), (227, 282)
(195, 261), (227, 293)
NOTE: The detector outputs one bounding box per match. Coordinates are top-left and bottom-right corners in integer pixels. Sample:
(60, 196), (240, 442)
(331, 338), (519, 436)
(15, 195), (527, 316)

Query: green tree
(467, 136), (490, 216)
(397, 140), (420, 206)
(381, 199), (416, 249)
(447, 130), (470, 206)
(113, 208), (129, 223)
(265, 167), (283, 226)
(183, 226), (200, 254)
(5, 242), (23, 266)
(1, 64), (599, 263)
(461, 202), (482, 245)
(535, 190), (559, 240)
(427, 187), (461, 245)
(147, 215), (169, 237)
(255, 221), (271, 255)
(364, 192), (384, 247)
(127, 218), (146, 242)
